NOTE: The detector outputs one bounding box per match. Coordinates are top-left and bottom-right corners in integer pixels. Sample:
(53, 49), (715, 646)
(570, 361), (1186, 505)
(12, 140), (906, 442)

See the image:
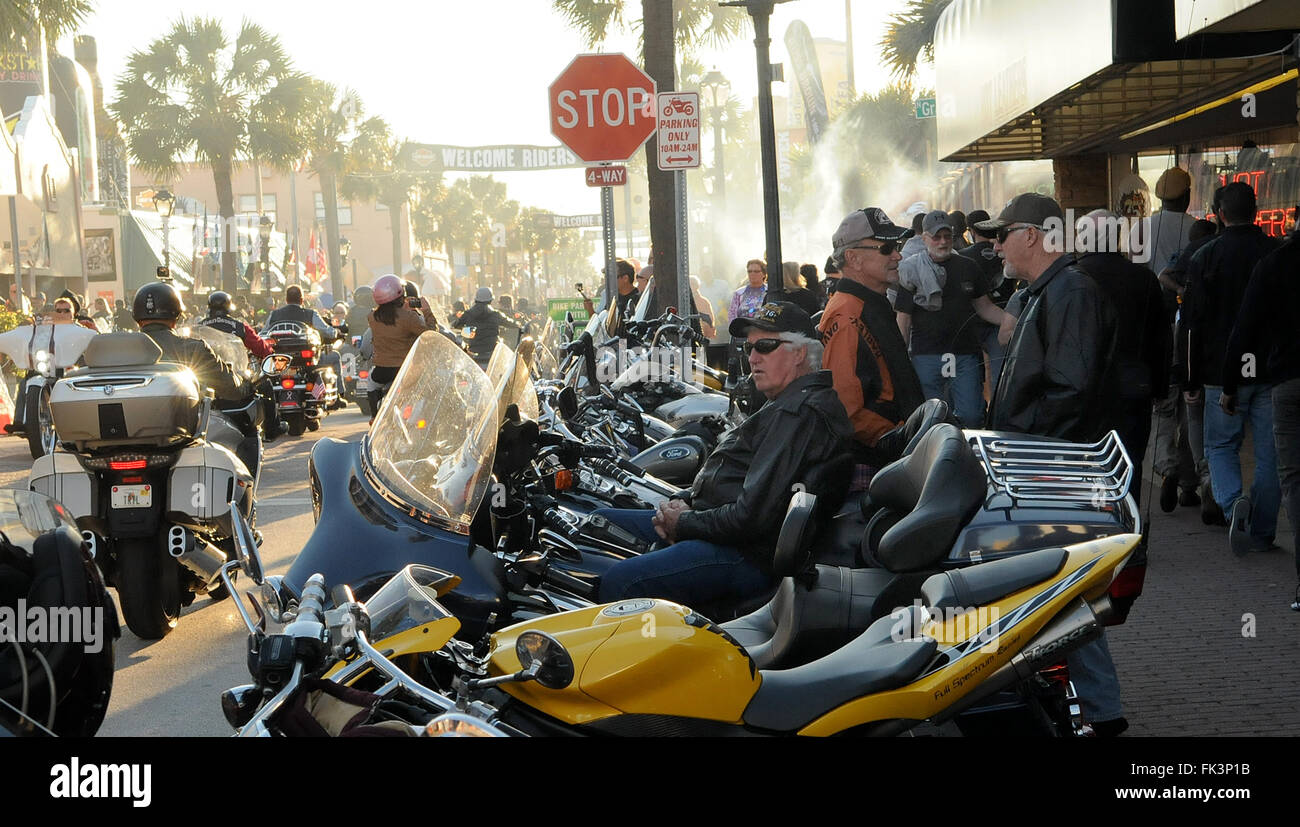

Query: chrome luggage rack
(971, 430), (1133, 505)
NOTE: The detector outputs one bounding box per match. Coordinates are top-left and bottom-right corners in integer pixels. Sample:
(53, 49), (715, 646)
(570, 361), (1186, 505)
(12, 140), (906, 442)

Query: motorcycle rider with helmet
(346, 285), (374, 339)
(449, 286), (519, 369)
(261, 284), (347, 410)
(133, 281), (261, 474)
(365, 274), (441, 419)
(200, 291), (285, 441)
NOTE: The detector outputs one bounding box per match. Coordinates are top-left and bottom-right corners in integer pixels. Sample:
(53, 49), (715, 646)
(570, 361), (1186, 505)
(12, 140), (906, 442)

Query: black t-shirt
(894, 253), (991, 355)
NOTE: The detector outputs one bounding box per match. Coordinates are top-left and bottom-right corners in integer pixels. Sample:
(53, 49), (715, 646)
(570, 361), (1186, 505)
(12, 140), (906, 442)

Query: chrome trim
(972, 429), (1133, 504)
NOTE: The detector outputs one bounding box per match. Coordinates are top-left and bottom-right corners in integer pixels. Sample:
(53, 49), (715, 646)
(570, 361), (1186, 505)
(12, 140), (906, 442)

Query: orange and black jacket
(818, 278), (923, 461)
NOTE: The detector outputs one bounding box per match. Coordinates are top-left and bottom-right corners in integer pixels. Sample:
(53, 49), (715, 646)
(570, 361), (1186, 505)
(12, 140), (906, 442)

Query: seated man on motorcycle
(597, 302), (854, 618)
(450, 286), (519, 369)
(200, 291), (285, 441)
(134, 281), (261, 473)
(262, 284), (347, 409)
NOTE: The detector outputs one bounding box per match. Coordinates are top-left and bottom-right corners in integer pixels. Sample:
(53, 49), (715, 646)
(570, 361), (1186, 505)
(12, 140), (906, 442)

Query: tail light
(305, 383), (315, 392)
(1105, 564), (1146, 626)
(301, 349), (313, 359)
(108, 459), (147, 471)
(281, 378), (295, 389)
(359, 370), (369, 379)
(81, 453), (177, 470)
(121, 475), (144, 484)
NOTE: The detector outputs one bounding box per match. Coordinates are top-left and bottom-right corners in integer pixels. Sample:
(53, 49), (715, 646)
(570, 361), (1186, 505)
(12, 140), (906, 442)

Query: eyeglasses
(996, 224), (1039, 244)
(849, 240), (899, 256)
(742, 338), (789, 356)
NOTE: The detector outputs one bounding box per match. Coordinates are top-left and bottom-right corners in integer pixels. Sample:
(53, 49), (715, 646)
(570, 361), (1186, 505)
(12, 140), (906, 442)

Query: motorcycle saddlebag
(168, 443), (253, 528)
(49, 365), (201, 451)
(29, 452), (97, 519)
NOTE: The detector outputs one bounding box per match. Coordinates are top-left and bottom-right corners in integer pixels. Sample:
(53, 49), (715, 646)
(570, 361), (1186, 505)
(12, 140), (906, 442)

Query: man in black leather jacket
(450, 286), (519, 367)
(978, 194), (1117, 442)
(597, 302), (853, 617)
(262, 285), (345, 408)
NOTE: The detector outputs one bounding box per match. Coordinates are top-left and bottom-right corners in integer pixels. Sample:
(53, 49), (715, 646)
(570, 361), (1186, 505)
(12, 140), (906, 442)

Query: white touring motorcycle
(28, 332), (260, 639)
(0, 321), (99, 460)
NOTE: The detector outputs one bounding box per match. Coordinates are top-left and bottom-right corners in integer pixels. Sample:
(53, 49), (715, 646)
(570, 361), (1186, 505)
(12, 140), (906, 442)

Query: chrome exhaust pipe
(81, 530), (98, 560)
(168, 525), (226, 584)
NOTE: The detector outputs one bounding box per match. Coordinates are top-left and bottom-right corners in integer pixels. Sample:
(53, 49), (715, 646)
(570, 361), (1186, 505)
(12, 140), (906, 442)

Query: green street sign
(547, 297), (590, 324)
(915, 98), (937, 119)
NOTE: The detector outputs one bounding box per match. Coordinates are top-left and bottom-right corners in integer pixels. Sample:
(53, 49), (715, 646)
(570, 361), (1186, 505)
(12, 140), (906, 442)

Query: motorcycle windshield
(486, 342), (539, 424)
(364, 564), (456, 642)
(180, 325), (249, 378)
(366, 332), (497, 532)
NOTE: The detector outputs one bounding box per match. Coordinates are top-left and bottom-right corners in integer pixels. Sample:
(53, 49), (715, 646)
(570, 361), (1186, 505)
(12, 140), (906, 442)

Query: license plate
(110, 484), (152, 509)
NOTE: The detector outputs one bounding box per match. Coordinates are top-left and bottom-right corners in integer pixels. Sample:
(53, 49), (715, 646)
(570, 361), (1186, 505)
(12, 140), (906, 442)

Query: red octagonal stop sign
(549, 54), (657, 164)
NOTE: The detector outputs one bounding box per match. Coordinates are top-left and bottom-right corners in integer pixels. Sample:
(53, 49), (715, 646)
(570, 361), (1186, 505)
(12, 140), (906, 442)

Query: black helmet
(133, 281), (185, 322)
(208, 291), (232, 315)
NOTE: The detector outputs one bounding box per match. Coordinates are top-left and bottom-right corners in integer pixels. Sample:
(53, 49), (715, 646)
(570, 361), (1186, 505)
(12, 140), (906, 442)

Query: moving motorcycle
(0, 321), (99, 459)
(262, 321), (340, 435)
(28, 331), (262, 639)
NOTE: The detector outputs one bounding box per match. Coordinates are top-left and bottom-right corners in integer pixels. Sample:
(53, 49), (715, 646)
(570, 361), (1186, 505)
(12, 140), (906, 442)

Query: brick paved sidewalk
(1108, 446), (1300, 736)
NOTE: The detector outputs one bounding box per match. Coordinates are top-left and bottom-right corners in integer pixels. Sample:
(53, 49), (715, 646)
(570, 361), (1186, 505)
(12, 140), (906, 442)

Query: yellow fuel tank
(491, 599), (761, 727)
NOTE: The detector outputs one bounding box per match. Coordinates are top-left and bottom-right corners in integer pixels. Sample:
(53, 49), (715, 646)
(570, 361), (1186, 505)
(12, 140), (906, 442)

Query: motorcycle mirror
(557, 386), (578, 419)
(229, 502), (265, 585)
(515, 630), (574, 690)
(261, 354), (291, 375)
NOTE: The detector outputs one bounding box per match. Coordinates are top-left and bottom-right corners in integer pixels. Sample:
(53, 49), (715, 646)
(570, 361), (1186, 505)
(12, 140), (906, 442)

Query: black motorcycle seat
(866, 424), (986, 572)
(921, 547), (1069, 610)
(721, 564), (899, 669)
(743, 606), (936, 732)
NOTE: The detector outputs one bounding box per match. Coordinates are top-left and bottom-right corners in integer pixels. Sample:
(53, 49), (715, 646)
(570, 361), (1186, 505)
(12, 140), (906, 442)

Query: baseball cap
(922, 209), (953, 235)
(973, 193), (1065, 231)
(832, 207), (913, 257)
(728, 301), (817, 339)
(1154, 167), (1191, 199)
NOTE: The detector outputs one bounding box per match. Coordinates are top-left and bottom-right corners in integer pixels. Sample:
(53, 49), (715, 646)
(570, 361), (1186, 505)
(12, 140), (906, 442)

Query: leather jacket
(675, 370), (853, 573)
(989, 255), (1117, 442)
(263, 304), (340, 342)
(450, 302), (518, 360)
(200, 313), (275, 359)
(139, 322), (246, 403)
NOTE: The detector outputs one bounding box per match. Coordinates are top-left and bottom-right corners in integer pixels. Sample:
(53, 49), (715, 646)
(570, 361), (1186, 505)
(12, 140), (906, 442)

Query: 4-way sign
(656, 91), (700, 171)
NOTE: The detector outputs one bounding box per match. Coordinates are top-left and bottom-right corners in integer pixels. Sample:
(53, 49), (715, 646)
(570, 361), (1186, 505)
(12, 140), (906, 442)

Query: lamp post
(701, 69), (730, 282)
(258, 215), (273, 294)
(720, 0), (794, 300)
(153, 188), (176, 271)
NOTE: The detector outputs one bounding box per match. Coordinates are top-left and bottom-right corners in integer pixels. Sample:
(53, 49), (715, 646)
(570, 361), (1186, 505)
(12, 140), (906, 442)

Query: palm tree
(880, 0), (954, 80)
(111, 18), (311, 292)
(552, 0), (746, 311)
(299, 80), (363, 300)
(343, 117), (438, 275)
(0, 0), (92, 42)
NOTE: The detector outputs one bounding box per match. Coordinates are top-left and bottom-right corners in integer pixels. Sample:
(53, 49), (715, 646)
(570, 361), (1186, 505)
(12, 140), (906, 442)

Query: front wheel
(285, 411), (306, 436)
(26, 385), (52, 460)
(116, 536), (181, 639)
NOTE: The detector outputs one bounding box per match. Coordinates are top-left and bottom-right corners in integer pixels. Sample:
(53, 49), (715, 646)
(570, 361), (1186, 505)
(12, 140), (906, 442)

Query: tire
(306, 417), (320, 432)
(115, 536), (181, 639)
(26, 384), (52, 460)
(207, 568), (235, 602)
(285, 411), (306, 436)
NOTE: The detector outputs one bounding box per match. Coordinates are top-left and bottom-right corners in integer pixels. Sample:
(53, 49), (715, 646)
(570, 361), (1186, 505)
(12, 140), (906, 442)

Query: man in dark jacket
(977, 194), (1127, 738)
(201, 291), (284, 441)
(1181, 181), (1281, 554)
(262, 285), (345, 406)
(981, 194), (1117, 442)
(1222, 235), (1300, 603)
(598, 303), (853, 617)
(1073, 209), (1170, 505)
(450, 286), (519, 367)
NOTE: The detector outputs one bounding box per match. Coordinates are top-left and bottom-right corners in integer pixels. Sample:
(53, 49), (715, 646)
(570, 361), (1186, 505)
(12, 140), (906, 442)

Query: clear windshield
(180, 325), (250, 378)
(364, 564), (456, 642)
(366, 332), (497, 532)
(486, 341), (539, 424)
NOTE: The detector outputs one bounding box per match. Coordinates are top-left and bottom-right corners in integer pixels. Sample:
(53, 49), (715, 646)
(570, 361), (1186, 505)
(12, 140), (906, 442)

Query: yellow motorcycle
(220, 499), (1139, 737)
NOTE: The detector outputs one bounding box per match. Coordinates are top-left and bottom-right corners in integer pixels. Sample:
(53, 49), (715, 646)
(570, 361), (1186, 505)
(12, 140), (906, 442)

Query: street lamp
(258, 215), (273, 294)
(701, 69), (730, 282)
(339, 236), (354, 293)
(720, 0), (794, 300)
(153, 188), (176, 270)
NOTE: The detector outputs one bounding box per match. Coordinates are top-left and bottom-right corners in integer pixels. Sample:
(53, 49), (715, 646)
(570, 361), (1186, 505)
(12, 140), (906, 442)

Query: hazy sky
(66, 0), (926, 216)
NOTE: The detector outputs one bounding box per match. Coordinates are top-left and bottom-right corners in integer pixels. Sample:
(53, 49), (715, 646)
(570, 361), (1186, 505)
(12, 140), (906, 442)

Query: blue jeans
(1067, 634), (1124, 723)
(913, 352), (984, 427)
(594, 508), (775, 617)
(1203, 385), (1280, 544)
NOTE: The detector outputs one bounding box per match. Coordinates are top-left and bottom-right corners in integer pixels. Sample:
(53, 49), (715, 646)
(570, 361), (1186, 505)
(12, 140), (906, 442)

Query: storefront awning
(1176, 0), (1300, 40)
(935, 0), (1299, 162)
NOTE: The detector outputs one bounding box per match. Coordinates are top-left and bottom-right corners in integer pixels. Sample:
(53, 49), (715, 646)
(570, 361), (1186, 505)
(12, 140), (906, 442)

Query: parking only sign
(656, 91), (700, 171)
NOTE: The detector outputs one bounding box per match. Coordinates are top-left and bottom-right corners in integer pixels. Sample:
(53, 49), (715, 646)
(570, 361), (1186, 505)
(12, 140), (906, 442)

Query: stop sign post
(550, 54), (656, 306)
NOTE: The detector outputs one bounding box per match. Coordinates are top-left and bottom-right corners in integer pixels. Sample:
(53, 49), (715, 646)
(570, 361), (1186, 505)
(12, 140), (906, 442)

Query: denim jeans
(594, 509), (774, 617)
(912, 352), (984, 427)
(1152, 386), (1202, 488)
(1113, 398), (1153, 507)
(1203, 385), (1280, 544)
(1067, 634), (1124, 723)
(1271, 379), (1300, 570)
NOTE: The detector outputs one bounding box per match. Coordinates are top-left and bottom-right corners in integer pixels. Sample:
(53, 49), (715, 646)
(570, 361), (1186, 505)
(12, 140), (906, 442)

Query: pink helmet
(372, 274), (404, 305)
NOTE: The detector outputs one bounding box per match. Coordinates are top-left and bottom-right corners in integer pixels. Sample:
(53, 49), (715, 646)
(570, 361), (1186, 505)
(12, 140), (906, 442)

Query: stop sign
(549, 54), (657, 164)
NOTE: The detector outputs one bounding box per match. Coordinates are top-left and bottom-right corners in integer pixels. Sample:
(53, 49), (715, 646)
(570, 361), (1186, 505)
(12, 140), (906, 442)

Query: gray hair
(782, 332), (823, 370)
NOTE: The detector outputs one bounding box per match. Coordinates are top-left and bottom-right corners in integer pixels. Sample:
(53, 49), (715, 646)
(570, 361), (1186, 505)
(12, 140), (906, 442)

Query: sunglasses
(742, 338), (789, 356)
(849, 240), (899, 256)
(996, 224), (1039, 244)
(53, 307), (73, 314)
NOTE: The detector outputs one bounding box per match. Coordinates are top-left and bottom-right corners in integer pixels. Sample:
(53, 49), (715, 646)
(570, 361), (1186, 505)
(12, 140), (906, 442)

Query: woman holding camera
(366, 274), (440, 417)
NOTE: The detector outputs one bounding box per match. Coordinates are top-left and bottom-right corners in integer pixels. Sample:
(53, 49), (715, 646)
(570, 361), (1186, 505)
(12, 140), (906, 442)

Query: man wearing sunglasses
(818, 207), (925, 467)
(597, 302), (852, 618)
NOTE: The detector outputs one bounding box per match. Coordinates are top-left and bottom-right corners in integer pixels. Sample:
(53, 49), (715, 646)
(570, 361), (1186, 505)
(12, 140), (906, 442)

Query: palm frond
(551, 0), (627, 47)
(879, 0), (953, 81)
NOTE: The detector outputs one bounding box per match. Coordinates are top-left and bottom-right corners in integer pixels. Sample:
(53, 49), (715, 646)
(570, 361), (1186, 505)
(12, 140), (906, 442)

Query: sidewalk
(1106, 426), (1300, 736)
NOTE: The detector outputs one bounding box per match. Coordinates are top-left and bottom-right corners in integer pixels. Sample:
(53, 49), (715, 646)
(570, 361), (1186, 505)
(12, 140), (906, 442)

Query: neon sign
(1214, 171), (1296, 237)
